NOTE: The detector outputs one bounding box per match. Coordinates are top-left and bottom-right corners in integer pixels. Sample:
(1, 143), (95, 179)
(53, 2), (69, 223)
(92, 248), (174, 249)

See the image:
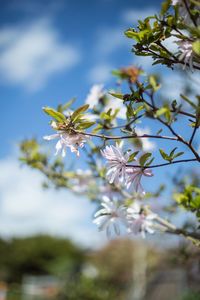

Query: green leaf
(135, 105), (145, 114)
(180, 94), (197, 109)
(149, 75), (160, 91)
(71, 104), (89, 122)
(128, 151), (139, 162)
(43, 107), (66, 122)
(76, 121), (95, 130)
(155, 107), (168, 117)
(109, 92), (124, 100)
(156, 128), (163, 135)
(57, 98), (76, 112)
(92, 124), (103, 133)
(139, 153), (152, 166)
(192, 40), (200, 56)
(125, 29), (149, 42)
(161, 0), (171, 15)
(145, 157), (154, 167)
(173, 152), (184, 159)
(159, 149), (170, 161)
(169, 147), (178, 157)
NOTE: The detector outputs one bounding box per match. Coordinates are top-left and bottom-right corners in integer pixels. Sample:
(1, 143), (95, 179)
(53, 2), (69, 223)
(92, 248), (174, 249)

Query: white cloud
(135, 127), (156, 151)
(0, 156), (106, 249)
(96, 28), (130, 56)
(133, 55), (154, 71)
(162, 34), (179, 53)
(0, 19), (80, 91)
(88, 63), (113, 83)
(160, 72), (185, 100)
(122, 8), (157, 24)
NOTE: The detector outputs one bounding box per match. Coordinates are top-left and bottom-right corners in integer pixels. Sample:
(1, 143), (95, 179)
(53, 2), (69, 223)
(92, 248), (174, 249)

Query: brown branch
(141, 92), (200, 162)
(146, 48), (200, 71)
(182, 0), (198, 27)
(127, 158), (198, 169)
(77, 131), (178, 141)
(189, 119), (199, 145)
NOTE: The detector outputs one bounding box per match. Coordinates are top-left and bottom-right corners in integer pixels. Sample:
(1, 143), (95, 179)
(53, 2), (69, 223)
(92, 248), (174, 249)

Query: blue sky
(0, 0), (199, 248)
(0, 0), (163, 157)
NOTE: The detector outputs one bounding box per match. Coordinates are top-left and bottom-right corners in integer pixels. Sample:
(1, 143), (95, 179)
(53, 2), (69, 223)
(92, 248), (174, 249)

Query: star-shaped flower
(127, 202), (156, 238)
(125, 167), (153, 195)
(43, 132), (88, 157)
(93, 196), (128, 237)
(101, 144), (130, 185)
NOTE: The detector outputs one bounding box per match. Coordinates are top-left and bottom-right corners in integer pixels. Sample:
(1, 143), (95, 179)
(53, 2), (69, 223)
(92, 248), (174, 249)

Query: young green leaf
(192, 40), (200, 56)
(159, 149), (170, 161)
(76, 121), (95, 130)
(43, 107), (66, 122)
(172, 152), (184, 159)
(139, 153), (152, 166)
(71, 104), (89, 122)
(128, 151), (139, 162)
(109, 92), (124, 100)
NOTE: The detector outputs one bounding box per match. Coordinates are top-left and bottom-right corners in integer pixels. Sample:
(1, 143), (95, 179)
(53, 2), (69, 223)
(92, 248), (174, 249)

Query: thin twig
(77, 131), (178, 141)
(189, 119), (198, 145)
(105, 114), (144, 130)
(146, 48), (200, 71)
(141, 92), (200, 161)
(127, 158), (198, 169)
(182, 0), (198, 27)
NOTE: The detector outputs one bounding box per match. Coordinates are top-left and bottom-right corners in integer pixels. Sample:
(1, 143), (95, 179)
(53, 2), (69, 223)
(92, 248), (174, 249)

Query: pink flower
(43, 132), (88, 157)
(127, 202), (156, 238)
(101, 144), (130, 185)
(125, 167), (153, 195)
(177, 40), (194, 71)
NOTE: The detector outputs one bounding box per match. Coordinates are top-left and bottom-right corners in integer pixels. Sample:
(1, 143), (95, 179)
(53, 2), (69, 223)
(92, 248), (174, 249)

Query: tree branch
(182, 0), (198, 27)
(127, 158), (198, 169)
(76, 131), (178, 141)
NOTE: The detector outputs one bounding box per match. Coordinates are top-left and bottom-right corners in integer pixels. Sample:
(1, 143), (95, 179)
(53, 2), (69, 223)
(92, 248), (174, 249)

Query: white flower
(105, 93), (126, 119)
(93, 196), (128, 237)
(125, 167), (153, 195)
(127, 202), (156, 238)
(177, 40), (194, 70)
(101, 144), (130, 185)
(43, 132), (88, 157)
(85, 84), (105, 108)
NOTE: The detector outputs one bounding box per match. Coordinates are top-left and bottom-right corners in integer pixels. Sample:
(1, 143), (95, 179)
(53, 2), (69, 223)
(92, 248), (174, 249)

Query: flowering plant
(20, 0), (200, 247)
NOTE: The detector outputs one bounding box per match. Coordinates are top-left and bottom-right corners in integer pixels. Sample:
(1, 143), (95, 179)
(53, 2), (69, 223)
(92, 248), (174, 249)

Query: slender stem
(154, 223), (200, 244)
(189, 119), (198, 145)
(182, 0), (198, 27)
(105, 114), (144, 130)
(156, 41), (178, 61)
(145, 48), (200, 71)
(143, 91), (196, 118)
(77, 131), (178, 141)
(172, 109), (195, 119)
(127, 158), (198, 169)
(142, 92), (200, 161)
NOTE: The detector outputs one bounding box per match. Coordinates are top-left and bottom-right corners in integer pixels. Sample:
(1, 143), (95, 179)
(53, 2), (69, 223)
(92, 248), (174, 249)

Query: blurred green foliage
(0, 235), (84, 283)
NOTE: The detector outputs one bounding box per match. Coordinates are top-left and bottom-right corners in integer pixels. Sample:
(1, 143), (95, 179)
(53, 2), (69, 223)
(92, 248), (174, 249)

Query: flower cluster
(93, 196), (156, 238)
(101, 144), (153, 195)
